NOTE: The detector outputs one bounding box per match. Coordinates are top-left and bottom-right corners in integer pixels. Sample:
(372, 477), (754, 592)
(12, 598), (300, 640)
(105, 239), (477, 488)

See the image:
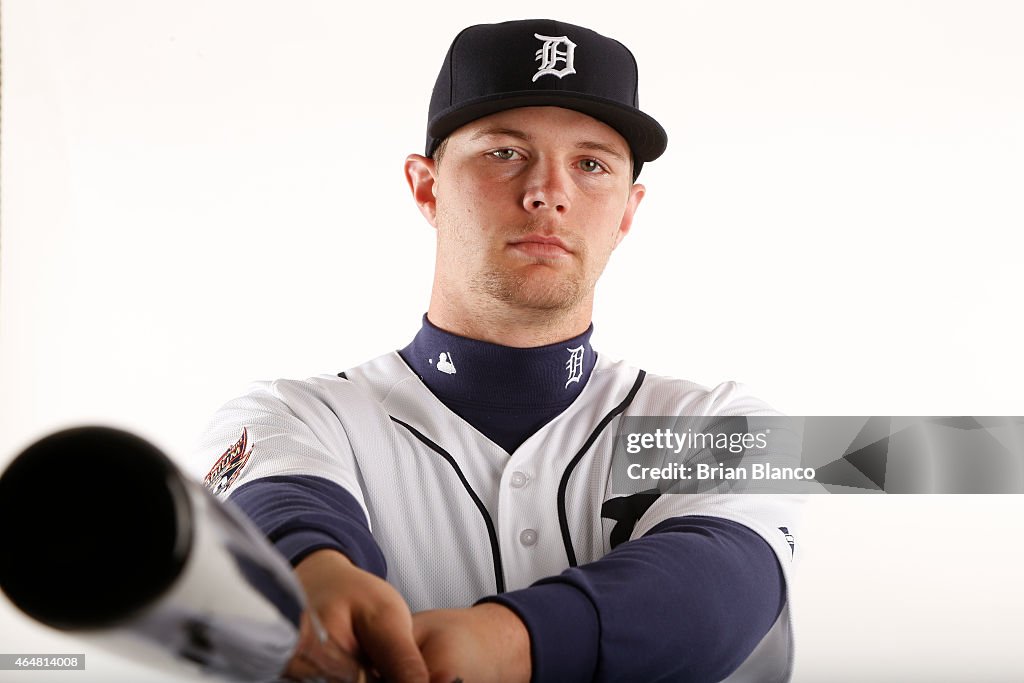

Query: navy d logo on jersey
(533, 34), (577, 81)
(204, 428), (254, 495)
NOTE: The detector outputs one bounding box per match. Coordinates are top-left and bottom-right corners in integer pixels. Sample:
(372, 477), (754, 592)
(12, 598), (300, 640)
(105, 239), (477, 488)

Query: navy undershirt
(398, 315), (597, 453)
(228, 318), (785, 682)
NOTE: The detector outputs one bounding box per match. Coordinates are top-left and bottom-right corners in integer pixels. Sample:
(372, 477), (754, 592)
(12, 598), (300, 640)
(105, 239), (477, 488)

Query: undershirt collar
(398, 315), (597, 452)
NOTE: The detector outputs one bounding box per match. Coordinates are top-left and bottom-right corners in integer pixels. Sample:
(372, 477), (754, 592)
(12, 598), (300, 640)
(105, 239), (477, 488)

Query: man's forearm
(483, 515), (786, 683)
(228, 474), (387, 574)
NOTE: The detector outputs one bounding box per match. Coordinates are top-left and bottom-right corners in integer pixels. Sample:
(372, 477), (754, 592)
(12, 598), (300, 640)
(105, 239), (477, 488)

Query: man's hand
(413, 603), (532, 683)
(284, 549), (429, 683)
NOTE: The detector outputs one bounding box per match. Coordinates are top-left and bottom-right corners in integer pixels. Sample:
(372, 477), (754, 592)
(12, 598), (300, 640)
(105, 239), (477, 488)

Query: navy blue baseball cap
(426, 19), (668, 180)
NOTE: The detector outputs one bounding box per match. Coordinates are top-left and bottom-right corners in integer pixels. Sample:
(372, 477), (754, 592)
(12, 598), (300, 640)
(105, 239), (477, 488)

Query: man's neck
(426, 297), (593, 348)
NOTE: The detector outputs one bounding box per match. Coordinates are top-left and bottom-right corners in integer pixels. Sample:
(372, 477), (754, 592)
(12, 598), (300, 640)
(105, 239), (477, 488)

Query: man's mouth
(509, 234), (572, 258)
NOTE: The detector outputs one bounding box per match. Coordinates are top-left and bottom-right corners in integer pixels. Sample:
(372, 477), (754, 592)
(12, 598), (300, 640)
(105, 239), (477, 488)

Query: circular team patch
(204, 428), (254, 495)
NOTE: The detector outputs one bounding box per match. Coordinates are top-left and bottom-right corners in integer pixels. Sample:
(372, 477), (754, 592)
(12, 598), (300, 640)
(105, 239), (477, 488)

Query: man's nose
(521, 158), (571, 215)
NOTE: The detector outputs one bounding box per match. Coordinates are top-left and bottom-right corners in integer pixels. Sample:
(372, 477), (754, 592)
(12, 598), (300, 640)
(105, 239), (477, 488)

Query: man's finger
(284, 611), (378, 683)
(355, 608), (430, 683)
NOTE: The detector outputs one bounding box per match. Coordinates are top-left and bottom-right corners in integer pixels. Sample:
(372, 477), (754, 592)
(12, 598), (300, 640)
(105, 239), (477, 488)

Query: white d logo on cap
(533, 34), (577, 82)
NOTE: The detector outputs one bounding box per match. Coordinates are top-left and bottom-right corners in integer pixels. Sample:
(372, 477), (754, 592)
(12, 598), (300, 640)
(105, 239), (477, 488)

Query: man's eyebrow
(576, 140), (628, 162)
(469, 127), (533, 142)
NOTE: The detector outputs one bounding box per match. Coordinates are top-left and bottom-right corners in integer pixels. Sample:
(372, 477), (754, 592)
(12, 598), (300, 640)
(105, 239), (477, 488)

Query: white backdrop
(2, 1), (1022, 681)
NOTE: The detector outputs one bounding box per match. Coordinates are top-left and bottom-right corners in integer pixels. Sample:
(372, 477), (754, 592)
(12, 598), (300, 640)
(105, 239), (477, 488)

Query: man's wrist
(478, 582), (599, 683)
(470, 603), (531, 683)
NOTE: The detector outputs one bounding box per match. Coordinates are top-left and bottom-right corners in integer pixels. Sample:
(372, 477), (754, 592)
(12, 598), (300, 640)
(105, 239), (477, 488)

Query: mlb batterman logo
(533, 33), (577, 82)
(204, 428), (254, 495)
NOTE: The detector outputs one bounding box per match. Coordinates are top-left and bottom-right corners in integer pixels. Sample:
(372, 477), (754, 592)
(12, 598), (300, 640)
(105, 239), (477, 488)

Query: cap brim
(427, 91), (668, 162)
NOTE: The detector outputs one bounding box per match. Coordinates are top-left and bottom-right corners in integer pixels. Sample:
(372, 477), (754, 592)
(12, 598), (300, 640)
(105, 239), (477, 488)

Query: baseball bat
(0, 426), (379, 683)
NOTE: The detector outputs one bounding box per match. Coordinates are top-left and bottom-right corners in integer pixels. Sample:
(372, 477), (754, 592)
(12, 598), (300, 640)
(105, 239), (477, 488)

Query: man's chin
(475, 271), (585, 312)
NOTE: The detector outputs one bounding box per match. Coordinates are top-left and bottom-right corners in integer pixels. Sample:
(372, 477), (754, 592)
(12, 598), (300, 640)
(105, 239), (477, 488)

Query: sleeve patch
(203, 428), (254, 495)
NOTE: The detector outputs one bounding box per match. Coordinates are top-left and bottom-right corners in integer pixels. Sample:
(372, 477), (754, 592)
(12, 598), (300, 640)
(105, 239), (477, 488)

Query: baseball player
(193, 19), (803, 683)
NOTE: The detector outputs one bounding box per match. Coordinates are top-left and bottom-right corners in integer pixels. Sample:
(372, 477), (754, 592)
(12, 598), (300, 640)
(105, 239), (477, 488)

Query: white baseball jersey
(191, 350), (804, 682)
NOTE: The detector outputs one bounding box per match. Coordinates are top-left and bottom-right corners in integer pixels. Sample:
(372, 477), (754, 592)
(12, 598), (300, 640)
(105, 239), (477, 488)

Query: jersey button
(510, 471), (530, 489)
(519, 529), (538, 547)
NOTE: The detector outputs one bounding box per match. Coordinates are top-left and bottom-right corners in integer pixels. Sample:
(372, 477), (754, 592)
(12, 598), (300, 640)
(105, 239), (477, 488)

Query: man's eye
(491, 149), (521, 161)
(579, 159), (605, 173)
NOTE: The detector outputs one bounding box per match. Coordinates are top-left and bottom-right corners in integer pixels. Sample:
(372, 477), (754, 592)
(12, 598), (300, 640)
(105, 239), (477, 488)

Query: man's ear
(405, 154), (439, 227)
(612, 183), (646, 249)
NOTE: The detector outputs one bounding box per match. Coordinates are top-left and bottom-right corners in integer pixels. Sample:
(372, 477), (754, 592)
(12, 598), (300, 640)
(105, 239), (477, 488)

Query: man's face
(420, 106), (645, 316)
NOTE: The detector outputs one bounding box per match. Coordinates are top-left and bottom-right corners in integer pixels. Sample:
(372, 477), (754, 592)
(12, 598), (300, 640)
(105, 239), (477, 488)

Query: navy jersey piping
(557, 369), (646, 567)
(389, 417), (506, 594)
